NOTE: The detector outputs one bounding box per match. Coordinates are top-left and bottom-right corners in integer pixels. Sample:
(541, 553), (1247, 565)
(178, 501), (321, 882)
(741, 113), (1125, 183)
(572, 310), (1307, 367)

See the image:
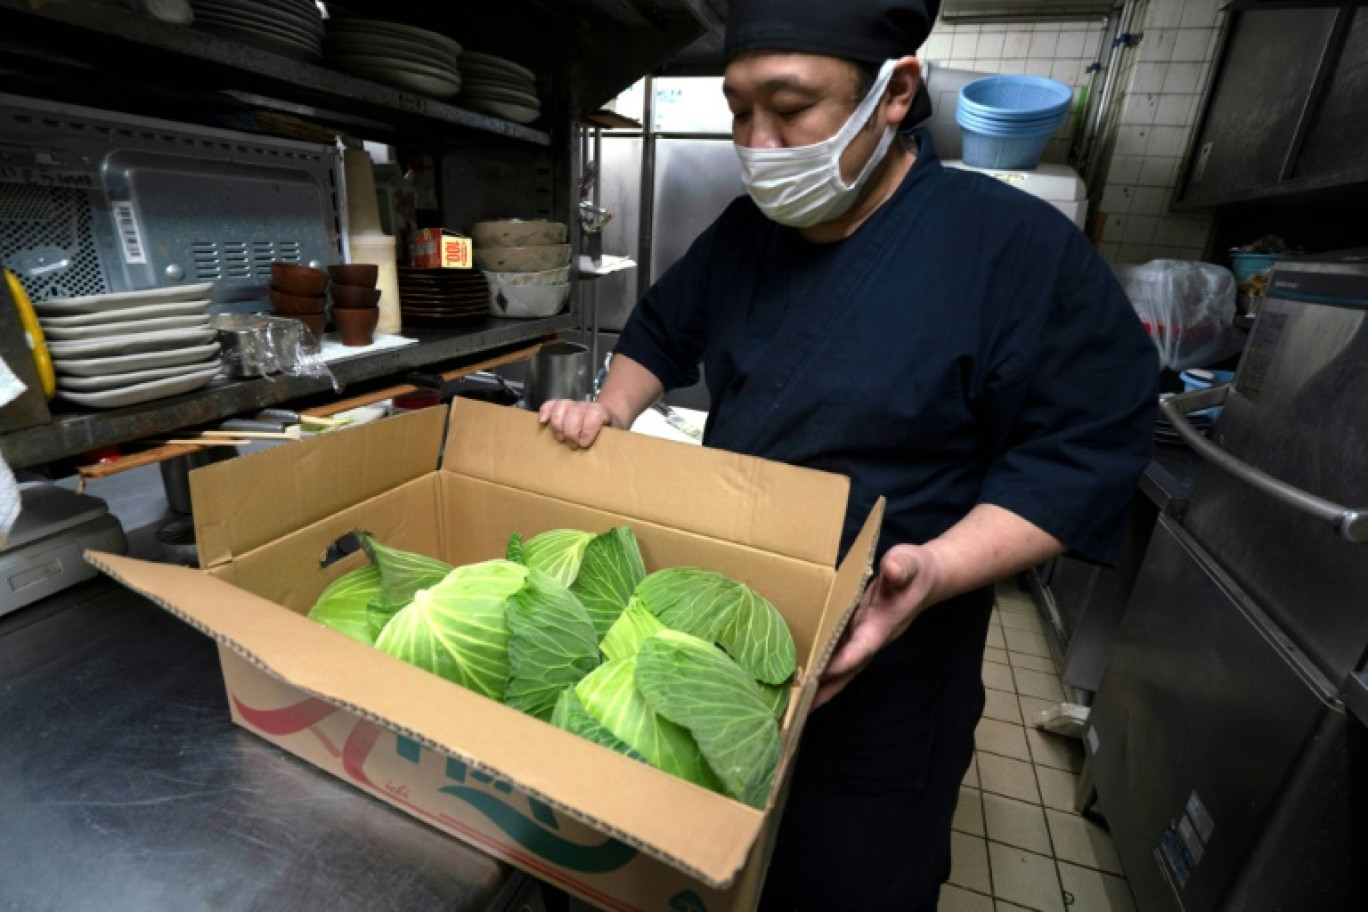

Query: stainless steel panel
(649, 138), (743, 279)
(593, 135), (644, 332)
(0, 581), (519, 912)
(1089, 516), (1337, 912)
(1183, 258), (1368, 683)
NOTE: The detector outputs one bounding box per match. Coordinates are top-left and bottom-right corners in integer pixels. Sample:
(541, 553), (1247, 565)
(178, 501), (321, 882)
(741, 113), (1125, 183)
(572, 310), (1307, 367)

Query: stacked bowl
(268, 262), (328, 351)
(956, 75), (1073, 170)
(328, 264), (381, 346)
(472, 220), (572, 319)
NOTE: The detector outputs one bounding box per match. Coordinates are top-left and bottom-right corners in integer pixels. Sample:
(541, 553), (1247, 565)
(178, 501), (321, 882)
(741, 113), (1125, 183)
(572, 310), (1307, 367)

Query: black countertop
(1141, 444), (1204, 517)
(0, 580), (528, 912)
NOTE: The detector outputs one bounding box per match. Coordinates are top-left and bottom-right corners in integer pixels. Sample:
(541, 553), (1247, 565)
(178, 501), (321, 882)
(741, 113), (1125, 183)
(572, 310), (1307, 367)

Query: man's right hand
(538, 399), (618, 449)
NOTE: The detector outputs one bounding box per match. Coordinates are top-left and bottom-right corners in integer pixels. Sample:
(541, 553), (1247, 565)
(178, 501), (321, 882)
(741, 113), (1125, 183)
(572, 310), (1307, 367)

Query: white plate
(198, 0), (322, 35)
(326, 19), (463, 58)
(36, 282), (215, 314)
(46, 326), (219, 358)
(461, 83), (540, 108)
(461, 51), (535, 83)
(333, 62), (461, 99)
(37, 300), (212, 327)
(324, 34), (460, 70)
(327, 52), (461, 83)
(56, 358), (223, 391)
(43, 314), (210, 340)
(195, 3), (322, 41)
(51, 341), (222, 376)
(458, 70), (532, 92)
(56, 363), (223, 409)
(463, 99), (540, 124)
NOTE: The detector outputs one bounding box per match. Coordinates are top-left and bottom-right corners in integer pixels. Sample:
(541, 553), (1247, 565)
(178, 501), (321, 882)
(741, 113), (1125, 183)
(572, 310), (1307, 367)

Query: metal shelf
(0, 315), (575, 469)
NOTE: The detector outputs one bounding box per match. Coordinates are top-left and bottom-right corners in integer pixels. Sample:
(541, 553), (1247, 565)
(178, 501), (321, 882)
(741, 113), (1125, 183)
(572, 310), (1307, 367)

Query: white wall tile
(1098, 242), (1122, 262)
(1137, 28), (1177, 64)
(1131, 187), (1171, 216)
(1023, 58), (1053, 77)
(977, 32), (1006, 61)
(1118, 242), (1155, 263)
(1138, 155), (1180, 187)
(1057, 30), (1088, 59)
(1051, 59), (1081, 84)
(1131, 62), (1169, 94)
(1172, 28), (1216, 63)
(1028, 31), (1059, 59)
(1103, 214), (1129, 243)
(952, 32), (980, 59)
(1123, 215), (1158, 244)
(1181, 0), (1222, 29)
(1110, 154), (1144, 185)
(1149, 0), (1188, 26)
(1154, 93), (1197, 127)
(1114, 124), (1151, 156)
(1120, 92), (1159, 125)
(1004, 32), (1032, 59)
(1102, 184), (1134, 213)
(923, 34), (953, 60)
(1146, 125), (1189, 157)
(1164, 62), (1203, 94)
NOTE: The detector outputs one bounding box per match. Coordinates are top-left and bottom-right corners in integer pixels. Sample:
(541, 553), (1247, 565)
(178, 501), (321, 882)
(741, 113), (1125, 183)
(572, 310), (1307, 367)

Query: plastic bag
(1115, 259), (1237, 371)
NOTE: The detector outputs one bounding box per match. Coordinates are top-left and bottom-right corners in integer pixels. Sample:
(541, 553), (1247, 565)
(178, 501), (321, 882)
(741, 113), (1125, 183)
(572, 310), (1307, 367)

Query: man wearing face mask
(540, 0), (1157, 908)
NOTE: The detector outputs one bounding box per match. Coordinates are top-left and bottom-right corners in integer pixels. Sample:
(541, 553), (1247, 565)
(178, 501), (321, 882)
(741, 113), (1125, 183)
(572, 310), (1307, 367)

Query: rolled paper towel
(348, 233), (401, 334)
(343, 149), (383, 235)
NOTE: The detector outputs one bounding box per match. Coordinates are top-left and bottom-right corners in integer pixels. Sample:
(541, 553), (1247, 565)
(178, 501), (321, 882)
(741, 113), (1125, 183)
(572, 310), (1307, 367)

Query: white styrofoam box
(944, 160), (1089, 228)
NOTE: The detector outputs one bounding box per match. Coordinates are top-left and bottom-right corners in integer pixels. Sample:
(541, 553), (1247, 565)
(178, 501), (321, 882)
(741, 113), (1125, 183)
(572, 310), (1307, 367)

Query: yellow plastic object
(4, 269), (56, 399)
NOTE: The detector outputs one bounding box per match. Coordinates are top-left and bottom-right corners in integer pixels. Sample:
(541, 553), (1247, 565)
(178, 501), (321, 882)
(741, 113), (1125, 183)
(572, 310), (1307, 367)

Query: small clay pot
(270, 261), (329, 296)
(331, 305), (379, 346)
(328, 263), (379, 288)
(269, 288), (326, 316)
(330, 284), (381, 309)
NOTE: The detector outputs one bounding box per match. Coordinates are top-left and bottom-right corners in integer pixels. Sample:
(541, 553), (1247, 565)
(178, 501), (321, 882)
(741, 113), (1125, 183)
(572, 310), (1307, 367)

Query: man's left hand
(814, 544), (943, 709)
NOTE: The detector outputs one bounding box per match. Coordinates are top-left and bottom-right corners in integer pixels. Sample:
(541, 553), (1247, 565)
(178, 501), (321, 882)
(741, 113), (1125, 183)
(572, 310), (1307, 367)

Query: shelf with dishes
(0, 0), (552, 146)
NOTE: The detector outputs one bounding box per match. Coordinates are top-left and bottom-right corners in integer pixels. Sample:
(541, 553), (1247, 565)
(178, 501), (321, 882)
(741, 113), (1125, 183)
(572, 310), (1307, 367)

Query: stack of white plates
(460, 51), (540, 124)
(324, 19), (463, 100)
(191, 0), (324, 62)
(34, 283), (224, 409)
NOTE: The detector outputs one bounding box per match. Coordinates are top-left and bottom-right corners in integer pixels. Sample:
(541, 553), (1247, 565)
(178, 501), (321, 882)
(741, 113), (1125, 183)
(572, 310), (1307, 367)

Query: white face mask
(735, 59), (899, 228)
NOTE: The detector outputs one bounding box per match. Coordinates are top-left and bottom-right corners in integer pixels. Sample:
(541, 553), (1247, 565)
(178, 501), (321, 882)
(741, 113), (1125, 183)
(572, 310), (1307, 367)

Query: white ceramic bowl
(488, 282), (571, 319)
(482, 265), (572, 287)
(472, 243), (571, 272)
(471, 219), (567, 247)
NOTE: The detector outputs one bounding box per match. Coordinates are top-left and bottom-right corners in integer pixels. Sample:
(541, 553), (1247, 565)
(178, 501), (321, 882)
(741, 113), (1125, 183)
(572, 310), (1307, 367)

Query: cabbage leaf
(550, 688), (646, 763)
(513, 527), (646, 639)
(600, 601), (666, 662)
(635, 630), (781, 809)
(357, 530), (453, 636)
(505, 568), (600, 721)
(518, 529), (593, 588)
(630, 568), (796, 685)
(374, 560), (519, 698)
(574, 657), (723, 793)
(307, 564), (383, 644)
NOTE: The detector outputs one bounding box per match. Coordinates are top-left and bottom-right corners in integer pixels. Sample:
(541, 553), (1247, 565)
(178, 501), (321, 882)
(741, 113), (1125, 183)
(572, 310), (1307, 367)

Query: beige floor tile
(985, 646), (1010, 666)
(983, 792), (1052, 855)
(1003, 627), (1051, 659)
(1037, 765), (1080, 813)
(941, 884), (995, 912)
(1018, 694), (1056, 725)
(984, 687), (1024, 725)
(1007, 651), (1057, 675)
(950, 831), (992, 894)
(988, 842), (1064, 912)
(1012, 667), (1065, 702)
(996, 902), (1036, 911)
(986, 624), (1006, 650)
(976, 717), (1032, 762)
(1025, 727), (1083, 773)
(978, 752), (1041, 804)
(999, 610), (1043, 635)
(995, 580), (1034, 610)
(963, 753), (981, 788)
(954, 786), (986, 837)
(982, 661), (1016, 693)
(1046, 810), (1124, 875)
(1057, 861), (1137, 912)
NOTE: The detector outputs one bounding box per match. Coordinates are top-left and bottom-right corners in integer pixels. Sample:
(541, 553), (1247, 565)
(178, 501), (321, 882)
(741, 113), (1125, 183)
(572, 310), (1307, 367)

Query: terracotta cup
(328, 263), (379, 288)
(332, 305), (379, 346)
(270, 262), (329, 296)
(330, 284), (381, 309)
(269, 288), (326, 316)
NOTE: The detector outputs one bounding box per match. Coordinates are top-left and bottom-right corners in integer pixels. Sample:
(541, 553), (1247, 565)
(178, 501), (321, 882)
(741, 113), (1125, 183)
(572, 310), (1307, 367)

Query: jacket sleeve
(977, 230), (1160, 565)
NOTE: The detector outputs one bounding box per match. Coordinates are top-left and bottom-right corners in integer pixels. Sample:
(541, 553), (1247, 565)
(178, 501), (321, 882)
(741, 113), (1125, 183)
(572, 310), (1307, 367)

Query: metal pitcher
(524, 342), (591, 410)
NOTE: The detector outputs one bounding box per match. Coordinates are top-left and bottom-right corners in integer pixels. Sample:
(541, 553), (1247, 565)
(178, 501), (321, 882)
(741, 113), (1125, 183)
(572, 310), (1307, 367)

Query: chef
(540, 0), (1158, 907)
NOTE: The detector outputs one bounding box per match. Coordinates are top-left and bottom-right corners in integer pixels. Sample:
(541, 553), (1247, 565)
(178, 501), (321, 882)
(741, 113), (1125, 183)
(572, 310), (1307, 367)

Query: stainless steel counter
(0, 580), (533, 912)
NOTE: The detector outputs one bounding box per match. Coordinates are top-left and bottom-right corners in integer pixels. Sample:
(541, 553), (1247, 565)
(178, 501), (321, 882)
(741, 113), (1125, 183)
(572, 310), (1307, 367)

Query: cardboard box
(87, 400), (880, 912)
(410, 227), (473, 268)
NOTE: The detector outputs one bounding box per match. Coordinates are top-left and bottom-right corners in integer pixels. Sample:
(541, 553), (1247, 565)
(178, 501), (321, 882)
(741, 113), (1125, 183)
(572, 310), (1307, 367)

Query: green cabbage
(599, 601), (666, 662)
(635, 630), (782, 809)
(550, 688), (646, 763)
(628, 568), (796, 685)
(358, 530), (453, 636)
(307, 564), (383, 644)
(504, 568), (600, 721)
(510, 527), (646, 639)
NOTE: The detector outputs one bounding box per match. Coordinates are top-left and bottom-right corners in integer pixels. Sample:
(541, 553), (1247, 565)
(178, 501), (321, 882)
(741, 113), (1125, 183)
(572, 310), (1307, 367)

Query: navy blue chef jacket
(615, 129), (1158, 910)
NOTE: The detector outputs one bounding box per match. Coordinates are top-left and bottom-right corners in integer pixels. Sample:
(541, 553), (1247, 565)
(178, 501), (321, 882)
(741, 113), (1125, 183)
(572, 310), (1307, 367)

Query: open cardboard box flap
(87, 399), (883, 893)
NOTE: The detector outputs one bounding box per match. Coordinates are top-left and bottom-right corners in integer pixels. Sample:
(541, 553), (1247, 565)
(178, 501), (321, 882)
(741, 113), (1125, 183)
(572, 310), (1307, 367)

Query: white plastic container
(347, 233), (400, 334)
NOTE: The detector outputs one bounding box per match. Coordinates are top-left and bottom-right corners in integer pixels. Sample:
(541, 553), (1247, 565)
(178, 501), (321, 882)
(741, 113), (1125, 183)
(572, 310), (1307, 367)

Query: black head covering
(724, 0), (940, 66)
(723, 0), (940, 123)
